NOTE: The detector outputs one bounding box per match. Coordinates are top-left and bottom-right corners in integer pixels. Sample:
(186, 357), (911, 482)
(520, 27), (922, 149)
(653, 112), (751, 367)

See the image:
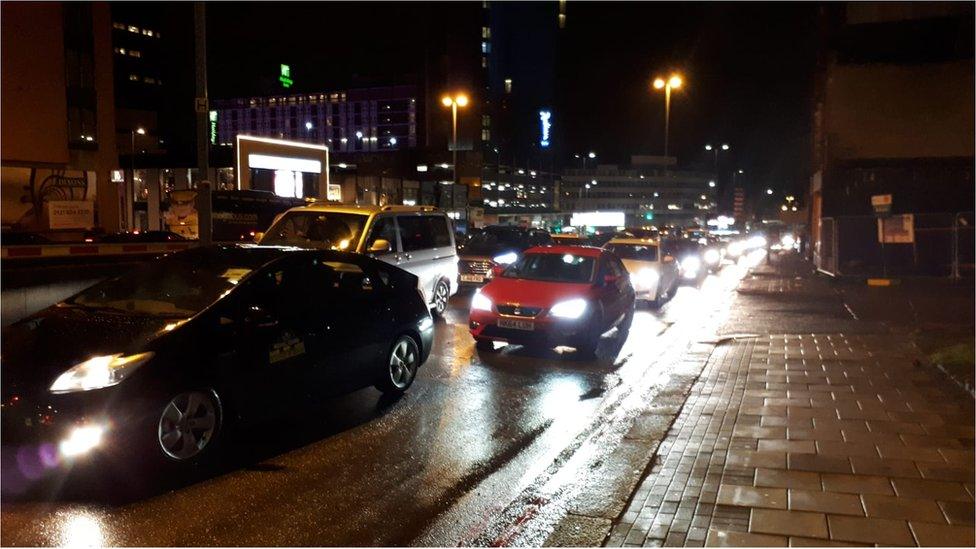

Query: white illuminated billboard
(570, 211), (625, 227)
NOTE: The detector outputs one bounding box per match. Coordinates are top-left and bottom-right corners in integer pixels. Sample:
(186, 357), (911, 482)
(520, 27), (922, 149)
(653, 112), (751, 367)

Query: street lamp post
(652, 74), (683, 158)
(441, 93), (469, 185)
(704, 143), (730, 172)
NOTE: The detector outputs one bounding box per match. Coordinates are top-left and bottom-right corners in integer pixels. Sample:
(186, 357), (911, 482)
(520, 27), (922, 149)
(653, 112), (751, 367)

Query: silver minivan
(259, 204), (459, 317)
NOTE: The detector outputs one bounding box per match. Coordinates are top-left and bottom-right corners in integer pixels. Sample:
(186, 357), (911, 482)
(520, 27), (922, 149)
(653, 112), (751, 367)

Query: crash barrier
(1, 241), (192, 260)
(816, 211), (974, 278)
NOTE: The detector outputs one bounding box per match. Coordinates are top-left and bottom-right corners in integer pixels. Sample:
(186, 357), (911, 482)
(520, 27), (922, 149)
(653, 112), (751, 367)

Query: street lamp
(766, 188), (774, 195)
(652, 74), (683, 157)
(441, 93), (469, 185)
(704, 143), (730, 172)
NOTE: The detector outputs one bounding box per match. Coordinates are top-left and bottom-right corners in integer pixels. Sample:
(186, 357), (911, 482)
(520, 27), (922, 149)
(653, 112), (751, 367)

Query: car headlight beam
(49, 352), (154, 394)
(631, 268), (660, 288)
(704, 249), (721, 264)
(549, 298), (588, 319)
(493, 252), (518, 265)
(471, 290), (493, 312)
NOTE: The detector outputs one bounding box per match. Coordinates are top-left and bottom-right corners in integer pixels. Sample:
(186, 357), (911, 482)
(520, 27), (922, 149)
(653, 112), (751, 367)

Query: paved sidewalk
(605, 257), (975, 547)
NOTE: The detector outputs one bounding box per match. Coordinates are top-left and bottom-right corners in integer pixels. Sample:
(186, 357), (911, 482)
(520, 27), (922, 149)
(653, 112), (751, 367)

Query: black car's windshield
(464, 228), (530, 255)
(502, 252), (595, 283)
(69, 253), (253, 316)
(261, 211), (367, 250)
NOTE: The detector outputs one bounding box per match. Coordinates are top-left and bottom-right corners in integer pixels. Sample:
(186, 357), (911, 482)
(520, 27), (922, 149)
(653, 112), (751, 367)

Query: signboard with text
(877, 213), (914, 244)
(44, 201), (94, 230)
(871, 194), (892, 216)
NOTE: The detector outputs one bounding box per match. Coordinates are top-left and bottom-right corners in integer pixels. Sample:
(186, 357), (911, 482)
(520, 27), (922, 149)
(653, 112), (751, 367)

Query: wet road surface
(1, 260), (757, 547)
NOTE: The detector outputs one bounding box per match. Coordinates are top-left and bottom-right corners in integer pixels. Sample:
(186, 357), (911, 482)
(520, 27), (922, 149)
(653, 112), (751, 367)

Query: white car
(260, 204), (459, 317)
(604, 237), (679, 305)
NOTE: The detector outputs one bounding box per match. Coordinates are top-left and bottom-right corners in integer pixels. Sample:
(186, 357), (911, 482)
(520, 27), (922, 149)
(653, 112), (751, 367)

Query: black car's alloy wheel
(157, 390), (220, 461)
(378, 335), (419, 394)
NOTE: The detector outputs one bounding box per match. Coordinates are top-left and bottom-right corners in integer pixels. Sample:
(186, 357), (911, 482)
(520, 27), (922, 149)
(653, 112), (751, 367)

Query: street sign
(195, 97), (208, 113)
(871, 194), (892, 216)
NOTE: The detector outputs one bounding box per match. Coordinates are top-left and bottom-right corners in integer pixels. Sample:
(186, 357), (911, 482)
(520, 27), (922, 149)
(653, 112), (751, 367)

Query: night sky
(207, 2), (820, 198)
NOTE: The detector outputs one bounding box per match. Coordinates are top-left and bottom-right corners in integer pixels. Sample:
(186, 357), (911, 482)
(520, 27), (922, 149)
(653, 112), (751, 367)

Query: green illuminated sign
(209, 110), (217, 145)
(644, 212), (654, 221)
(279, 64), (293, 88)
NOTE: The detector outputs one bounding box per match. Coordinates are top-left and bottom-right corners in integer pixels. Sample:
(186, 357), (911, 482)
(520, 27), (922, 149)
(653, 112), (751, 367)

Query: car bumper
(469, 310), (592, 347)
(1, 388), (150, 472)
(631, 280), (660, 300)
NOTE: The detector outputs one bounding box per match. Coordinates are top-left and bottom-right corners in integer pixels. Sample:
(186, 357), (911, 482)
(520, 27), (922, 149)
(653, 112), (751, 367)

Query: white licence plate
(498, 318), (534, 331)
(460, 274), (484, 283)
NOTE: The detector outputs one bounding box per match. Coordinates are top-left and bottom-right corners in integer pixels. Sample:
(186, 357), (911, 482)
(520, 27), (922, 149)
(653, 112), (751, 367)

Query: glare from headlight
(49, 352), (154, 394)
(631, 268), (660, 288)
(549, 298), (588, 319)
(471, 290), (493, 312)
(781, 234), (796, 248)
(493, 252), (518, 265)
(419, 316), (434, 331)
(727, 241), (744, 257)
(59, 425), (105, 458)
(704, 249), (721, 264)
(681, 256), (702, 272)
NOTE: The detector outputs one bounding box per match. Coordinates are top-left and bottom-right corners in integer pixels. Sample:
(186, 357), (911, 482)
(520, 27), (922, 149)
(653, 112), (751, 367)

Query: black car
(457, 225), (553, 287)
(1, 245), (433, 473)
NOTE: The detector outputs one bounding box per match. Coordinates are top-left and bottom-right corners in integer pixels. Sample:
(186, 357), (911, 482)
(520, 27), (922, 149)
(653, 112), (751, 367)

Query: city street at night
(2, 1), (974, 547)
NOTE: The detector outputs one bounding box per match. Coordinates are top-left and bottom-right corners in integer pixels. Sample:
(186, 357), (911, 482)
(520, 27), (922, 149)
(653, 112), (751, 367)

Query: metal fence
(816, 212), (974, 278)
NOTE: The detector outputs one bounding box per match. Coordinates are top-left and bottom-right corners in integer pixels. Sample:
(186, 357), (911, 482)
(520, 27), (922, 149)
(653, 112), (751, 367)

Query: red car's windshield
(502, 252), (595, 283)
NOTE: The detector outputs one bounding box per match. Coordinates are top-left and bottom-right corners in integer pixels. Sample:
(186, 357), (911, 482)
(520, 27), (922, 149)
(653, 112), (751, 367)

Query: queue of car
(1, 207), (741, 477)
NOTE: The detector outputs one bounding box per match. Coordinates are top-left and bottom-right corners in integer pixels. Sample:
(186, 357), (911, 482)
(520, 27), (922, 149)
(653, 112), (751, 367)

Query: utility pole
(194, 2), (212, 245)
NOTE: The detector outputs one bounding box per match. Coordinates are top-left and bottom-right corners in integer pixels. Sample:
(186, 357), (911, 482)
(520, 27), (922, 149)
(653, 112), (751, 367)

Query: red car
(469, 245), (635, 356)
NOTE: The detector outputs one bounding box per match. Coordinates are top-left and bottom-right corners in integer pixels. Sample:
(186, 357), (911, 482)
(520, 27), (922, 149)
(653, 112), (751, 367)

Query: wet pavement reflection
(1, 261), (754, 546)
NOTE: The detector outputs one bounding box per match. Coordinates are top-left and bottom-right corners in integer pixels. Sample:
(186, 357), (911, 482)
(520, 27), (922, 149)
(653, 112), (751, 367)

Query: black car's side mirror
(244, 304), (278, 329)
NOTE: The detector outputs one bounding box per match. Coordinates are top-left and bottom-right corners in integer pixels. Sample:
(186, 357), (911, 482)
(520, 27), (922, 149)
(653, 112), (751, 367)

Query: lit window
(129, 50), (141, 58)
(129, 74), (139, 81)
(481, 41), (490, 54)
(114, 47), (126, 55)
(113, 22), (125, 30)
(144, 76), (156, 84)
(481, 57), (487, 68)
(504, 79), (512, 93)
(127, 25), (139, 33)
(482, 129), (490, 141)
(143, 29), (154, 37)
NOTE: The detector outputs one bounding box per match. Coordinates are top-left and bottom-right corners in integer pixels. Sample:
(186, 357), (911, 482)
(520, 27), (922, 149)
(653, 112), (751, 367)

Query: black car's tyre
(618, 308), (634, 336)
(575, 312), (603, 358)
(430, 280), (450, 318)
(475, 338), (498, 352)
(155, 389), (223, 466)
(377, 335), (420, 395)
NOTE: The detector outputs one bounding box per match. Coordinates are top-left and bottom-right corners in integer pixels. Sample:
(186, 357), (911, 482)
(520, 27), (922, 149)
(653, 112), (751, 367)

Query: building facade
(561, 156), (716, 228)
(809, 2), (975, 274)
(1, 2), (121, 235)
(213, 85), (418, 153)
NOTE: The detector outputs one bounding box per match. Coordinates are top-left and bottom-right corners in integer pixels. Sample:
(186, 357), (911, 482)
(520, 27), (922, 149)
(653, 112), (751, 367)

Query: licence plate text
(498, 318), (534, 331)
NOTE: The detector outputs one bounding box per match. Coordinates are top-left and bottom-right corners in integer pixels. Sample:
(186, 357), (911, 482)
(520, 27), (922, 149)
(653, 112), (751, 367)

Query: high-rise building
(212, 86), (418, 152)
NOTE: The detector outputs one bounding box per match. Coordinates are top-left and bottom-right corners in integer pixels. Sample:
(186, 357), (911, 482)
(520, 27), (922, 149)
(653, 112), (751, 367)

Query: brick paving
(606, 261), (975, 548)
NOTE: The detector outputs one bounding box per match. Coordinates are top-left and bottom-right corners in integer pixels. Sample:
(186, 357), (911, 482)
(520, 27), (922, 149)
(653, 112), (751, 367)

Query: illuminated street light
(766, 188), (774, 195)
(135, 127), (146, 135)
(708, 180), (716, 188)
(305, 121), (313, 130)
(441, 93), (470, 185)
(588, 151), (596, 159)
(652, 73), (684, 157)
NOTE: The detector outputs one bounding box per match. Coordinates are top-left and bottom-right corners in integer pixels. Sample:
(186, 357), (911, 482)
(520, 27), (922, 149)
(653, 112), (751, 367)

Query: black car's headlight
(49, 352), (154, 394)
